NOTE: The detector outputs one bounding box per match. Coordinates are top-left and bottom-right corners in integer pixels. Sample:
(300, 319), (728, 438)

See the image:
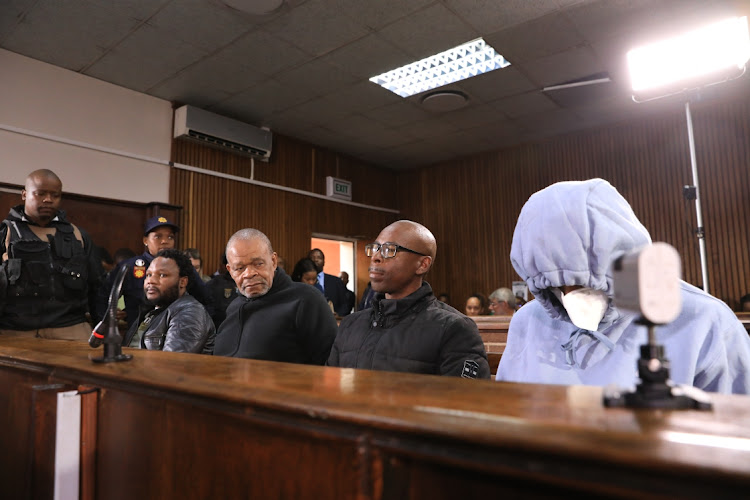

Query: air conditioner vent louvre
(173, 105), (272, 160)
(186, 130), (269, 157)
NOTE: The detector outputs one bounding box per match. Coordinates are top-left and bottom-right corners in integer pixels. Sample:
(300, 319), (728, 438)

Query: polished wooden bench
(737, 312), (750, 334)
(3, 337), (750, 499)
(472, 315), (511, 376)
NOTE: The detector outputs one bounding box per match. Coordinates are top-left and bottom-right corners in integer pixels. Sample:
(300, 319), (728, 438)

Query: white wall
(0, 49), (173, 203)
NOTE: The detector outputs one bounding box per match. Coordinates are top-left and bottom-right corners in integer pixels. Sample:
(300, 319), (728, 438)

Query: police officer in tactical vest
(0, 169), (99, 340)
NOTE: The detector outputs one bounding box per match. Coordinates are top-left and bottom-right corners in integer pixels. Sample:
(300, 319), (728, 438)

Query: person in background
(214, 229), (337, 364)
(0, 169), (101, 340)
(327, 220), (489, 379)
(184, 248), (211, 283)
(205, 253), (238, 329)
(97, 216), (212, 329)
(358, 281), (376, 311)
(291, 258), (321, 287)
(339, 271), (356, 315)
(308, 248), (351, 316)
(437, 293), (450, 304)
(464, 293), (488, 316)
(496, 178), (750, 394)
(123, 249), (214, 353)
(488, 288), (516, 316)
(740, 294), (750, 313)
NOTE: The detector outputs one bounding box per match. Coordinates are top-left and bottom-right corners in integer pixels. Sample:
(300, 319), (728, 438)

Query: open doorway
(311, 235), (356, 309)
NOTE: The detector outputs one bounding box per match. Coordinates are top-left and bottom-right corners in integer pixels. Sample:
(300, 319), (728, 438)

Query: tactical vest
(1, 219), (89, 329)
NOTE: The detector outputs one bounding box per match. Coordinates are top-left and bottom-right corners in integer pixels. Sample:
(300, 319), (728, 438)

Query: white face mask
(551, 287), (609, 331)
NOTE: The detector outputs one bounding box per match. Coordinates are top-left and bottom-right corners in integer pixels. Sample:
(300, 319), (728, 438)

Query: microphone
(89, 316), (108, 348)
(89, 264), (128, 349)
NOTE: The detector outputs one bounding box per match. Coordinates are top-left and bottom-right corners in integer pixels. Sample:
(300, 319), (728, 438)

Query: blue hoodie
(496, 179), (750, 394)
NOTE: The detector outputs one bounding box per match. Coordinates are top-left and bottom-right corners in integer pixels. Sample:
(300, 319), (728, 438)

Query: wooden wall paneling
(0, 183), (180, 263)
(96, 388), (364, 500)
(171, 135), (397, 286)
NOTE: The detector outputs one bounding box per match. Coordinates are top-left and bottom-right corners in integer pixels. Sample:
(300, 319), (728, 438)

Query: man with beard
(97, 215), (212, 329)
(0, 169), (101, 340)
(327, 220), (490, 379)
(123, 249), (215, 353)
(214, 228), (337, 364)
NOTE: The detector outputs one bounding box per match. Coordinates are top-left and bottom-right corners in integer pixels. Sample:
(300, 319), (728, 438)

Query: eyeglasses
(365, 242), (427, 259)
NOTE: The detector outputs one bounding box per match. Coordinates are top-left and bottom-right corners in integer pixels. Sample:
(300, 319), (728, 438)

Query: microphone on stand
(89, 264), (133, 363)
(89, 316), (107, 348)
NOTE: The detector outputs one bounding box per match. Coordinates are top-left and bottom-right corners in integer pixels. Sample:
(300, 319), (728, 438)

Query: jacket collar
(240, 267), (291, 302)
(372, 281), (433, 317)
(8, 204), (65, 226)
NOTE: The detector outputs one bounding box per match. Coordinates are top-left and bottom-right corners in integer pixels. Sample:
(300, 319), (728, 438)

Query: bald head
(382, 220), (437, 261)
(22, 169), (63, 226)
(26, 169), (62, 188)
(226, 228), (273, 255)
(369, 220), (437, 299)
(225, 228), (278, 298)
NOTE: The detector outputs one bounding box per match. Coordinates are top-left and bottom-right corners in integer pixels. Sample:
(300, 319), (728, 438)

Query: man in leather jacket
(0, 169), (100, 340)
(123, 249), (215, 353)
(96, 215), (213, 328)
(327, 220), (489, 379)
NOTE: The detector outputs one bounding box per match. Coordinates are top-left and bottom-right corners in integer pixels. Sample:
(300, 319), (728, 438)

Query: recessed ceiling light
(369, 38), (510, 98)
(223, 0), (284, 15)
(421, 91), (469, 112)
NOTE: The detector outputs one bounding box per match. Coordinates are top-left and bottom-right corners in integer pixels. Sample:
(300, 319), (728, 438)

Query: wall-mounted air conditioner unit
(173, 105), (272, 160)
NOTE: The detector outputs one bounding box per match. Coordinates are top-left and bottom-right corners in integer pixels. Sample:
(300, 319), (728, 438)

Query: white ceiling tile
(489, 92), (560, 119)
(275, 59), (359, 97)
(1, 0), (744, 170)
(456, 67), (537, 102)
(333, 0), (434, 31)
(265, 0), (369, 57)
(218, 29), (308, 77)
(323, 34), (411, 79)
(147, 0), (256, 51)
(483, 12), (585, 64)
(363, 101), (432, 127)
(377, 3), (478, 60)
(517, 45), (604, 88)
(444, 0), (561, 33)
(3, 0), (140, 71)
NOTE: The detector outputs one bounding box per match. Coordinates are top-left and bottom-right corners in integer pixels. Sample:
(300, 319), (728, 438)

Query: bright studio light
(627, 16), (750, 97)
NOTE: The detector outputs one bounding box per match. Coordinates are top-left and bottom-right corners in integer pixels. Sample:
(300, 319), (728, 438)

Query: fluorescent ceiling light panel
(627, 16), (750, 93)
(370, 38), (510, 98)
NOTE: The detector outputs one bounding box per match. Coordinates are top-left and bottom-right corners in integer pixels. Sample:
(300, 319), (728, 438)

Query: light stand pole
(628, 15), (750, 295)
(684, 101), (710, 293)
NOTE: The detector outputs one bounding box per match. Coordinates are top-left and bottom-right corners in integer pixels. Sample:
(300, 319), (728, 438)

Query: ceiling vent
(173, 105), (272, 160)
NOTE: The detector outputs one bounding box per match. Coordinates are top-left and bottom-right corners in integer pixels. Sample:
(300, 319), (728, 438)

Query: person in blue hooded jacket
(496, 178), (750, 394)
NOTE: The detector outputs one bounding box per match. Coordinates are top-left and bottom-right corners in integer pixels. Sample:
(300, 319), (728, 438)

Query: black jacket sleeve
(297, 288), (338, 365)
(438, 315), (491, 379)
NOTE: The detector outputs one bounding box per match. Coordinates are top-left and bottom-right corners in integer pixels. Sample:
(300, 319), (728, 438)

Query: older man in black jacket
(327, 220), (489, 379)
(214, 229), (337, 364)
(123, 249), (215, 353)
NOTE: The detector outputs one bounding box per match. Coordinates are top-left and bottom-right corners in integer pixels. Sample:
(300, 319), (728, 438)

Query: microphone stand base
(603, 382), (712, 410)
(89, 353), (133, 363)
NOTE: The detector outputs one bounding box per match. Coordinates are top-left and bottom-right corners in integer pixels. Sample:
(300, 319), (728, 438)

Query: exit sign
(326, 176), (352, 201)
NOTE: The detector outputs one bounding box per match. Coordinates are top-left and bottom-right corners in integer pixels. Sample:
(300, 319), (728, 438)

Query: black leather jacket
(124, 293), (215, 354)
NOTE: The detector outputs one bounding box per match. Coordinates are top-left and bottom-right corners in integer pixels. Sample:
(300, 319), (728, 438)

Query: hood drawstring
(561, 328), (615, 368)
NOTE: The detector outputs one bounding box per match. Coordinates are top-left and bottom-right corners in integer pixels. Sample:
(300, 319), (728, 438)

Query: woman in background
(464, 293), (488, 316)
